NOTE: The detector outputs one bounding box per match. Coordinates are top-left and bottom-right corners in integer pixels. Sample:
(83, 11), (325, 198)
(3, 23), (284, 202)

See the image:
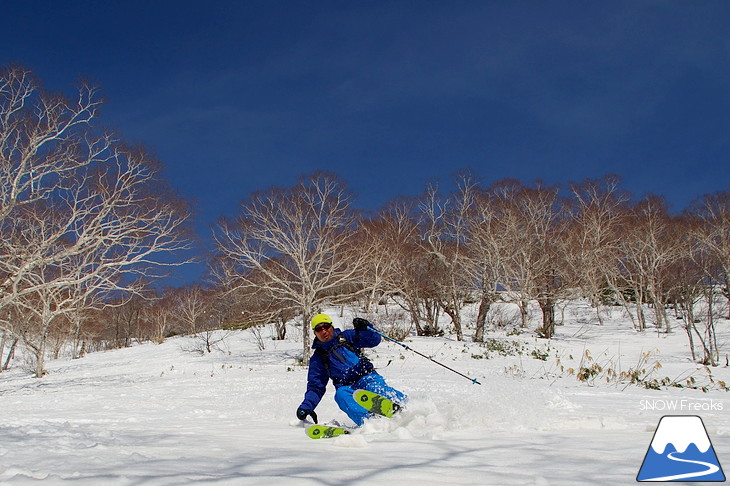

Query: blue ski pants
(334, 373), (407, 426)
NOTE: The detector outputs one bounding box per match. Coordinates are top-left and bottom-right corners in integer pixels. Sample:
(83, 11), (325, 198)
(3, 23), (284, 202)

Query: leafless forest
(2, 67), (729, 377)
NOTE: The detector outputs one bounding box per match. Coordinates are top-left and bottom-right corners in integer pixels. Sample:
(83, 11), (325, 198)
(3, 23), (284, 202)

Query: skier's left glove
(297, 408), (318, 424)
(352, 317), (372, 331)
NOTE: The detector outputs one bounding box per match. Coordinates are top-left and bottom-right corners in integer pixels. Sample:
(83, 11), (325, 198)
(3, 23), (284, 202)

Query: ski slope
(1, 301), (728, 485)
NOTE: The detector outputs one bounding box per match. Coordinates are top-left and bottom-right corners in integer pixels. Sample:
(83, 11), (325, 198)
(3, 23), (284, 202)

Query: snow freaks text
(639, 399), (724, 412)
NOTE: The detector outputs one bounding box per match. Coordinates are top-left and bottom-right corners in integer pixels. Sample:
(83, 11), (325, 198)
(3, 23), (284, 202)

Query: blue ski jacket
(299, 327), (381, 411)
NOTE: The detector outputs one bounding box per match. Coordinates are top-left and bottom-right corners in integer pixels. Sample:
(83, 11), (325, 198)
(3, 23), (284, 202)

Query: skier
(296, 314), (407, 426)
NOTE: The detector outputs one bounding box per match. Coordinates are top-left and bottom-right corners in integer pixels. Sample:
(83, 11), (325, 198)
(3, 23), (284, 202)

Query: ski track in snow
(0, 301), (728, 485)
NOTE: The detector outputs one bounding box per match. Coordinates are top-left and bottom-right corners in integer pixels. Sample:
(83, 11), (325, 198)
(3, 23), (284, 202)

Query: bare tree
(691, 191), (730, 317)
(466, 185), (512, 341)
(213, 172), (370, 359)
(670, 216), (712, 363)
(482, 180), (533, 328)
(484, 180), (566, 337)
(67, 304), (97, 359)
(565, 175), (629, 324)
(617, 196), (682, 333)
(0, 67), (101, 225)
(363, 198), (439, 335)
(144, 288), (179, 343)
(13, 274), (72, 377)
(524, 184), (568, 339)
(173, 286), (231, 354)
(0, 66), (193, 375)
(682, 191), (730, 364)
(174, 285), (208, 335)
(419, 175), (478, 341)
(358, 215), (401, 314)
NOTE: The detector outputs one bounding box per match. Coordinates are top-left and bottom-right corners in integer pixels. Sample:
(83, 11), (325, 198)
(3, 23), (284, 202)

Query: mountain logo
(637, 415), (725, 482)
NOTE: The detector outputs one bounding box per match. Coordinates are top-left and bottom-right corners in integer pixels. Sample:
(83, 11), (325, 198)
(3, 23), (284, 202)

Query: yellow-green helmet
(310, 313), (332, 330)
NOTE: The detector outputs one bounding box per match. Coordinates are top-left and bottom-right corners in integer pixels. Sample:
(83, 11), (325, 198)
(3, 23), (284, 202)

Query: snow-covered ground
(1, 301), (728, 485)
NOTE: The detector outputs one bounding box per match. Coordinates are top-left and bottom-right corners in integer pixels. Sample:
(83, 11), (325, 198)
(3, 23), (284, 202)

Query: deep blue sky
(5, 1), (730, 286)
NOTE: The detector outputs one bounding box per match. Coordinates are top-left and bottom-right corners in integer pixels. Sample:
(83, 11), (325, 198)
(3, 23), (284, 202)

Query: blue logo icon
(637, 415), (725, 482)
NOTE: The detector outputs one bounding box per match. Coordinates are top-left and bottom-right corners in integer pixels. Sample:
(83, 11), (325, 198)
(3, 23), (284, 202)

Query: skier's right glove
(296, 408), (318, 424)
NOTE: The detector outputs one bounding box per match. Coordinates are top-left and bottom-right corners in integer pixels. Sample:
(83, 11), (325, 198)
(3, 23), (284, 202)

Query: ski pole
(369, 326), (482, 385)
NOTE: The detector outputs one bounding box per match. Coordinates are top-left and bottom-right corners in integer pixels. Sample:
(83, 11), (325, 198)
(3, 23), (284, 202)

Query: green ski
(306, 424), (351, 439)
(353, 389), (401, 418)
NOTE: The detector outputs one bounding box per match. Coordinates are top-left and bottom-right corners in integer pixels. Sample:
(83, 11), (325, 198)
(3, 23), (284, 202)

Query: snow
(1, 300), (728, 485)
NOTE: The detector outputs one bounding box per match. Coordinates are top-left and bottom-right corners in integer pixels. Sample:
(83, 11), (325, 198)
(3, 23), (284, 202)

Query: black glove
(296, 408), (318, 424)
(352, 317), (372, 331)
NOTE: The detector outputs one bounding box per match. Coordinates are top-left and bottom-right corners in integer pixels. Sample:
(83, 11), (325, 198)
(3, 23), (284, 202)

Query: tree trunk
(590, 295), (605, 326)
(35, 338), (46, 378)
(2, 338), (18, 371)
(302, 314), (311, 362)
(635, 292), (646, 332)
(0, 332), (6, 370)
(275, 315), (287, 340)
(423, 298), (440, 335)
(678, 299), (697, 361)
(684, 323), (697, 361)
(400, 295), (424, 335)
(707, 291), (719, 364)
(537, 297), (556, 338)
(473, 294), (492, 342)
(517, 299), (530, 328)
(650, 288), (670, 333)
(692, 321), (716, 366)
(302, 297), (315, 361)
(440, 301), (463, 341)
